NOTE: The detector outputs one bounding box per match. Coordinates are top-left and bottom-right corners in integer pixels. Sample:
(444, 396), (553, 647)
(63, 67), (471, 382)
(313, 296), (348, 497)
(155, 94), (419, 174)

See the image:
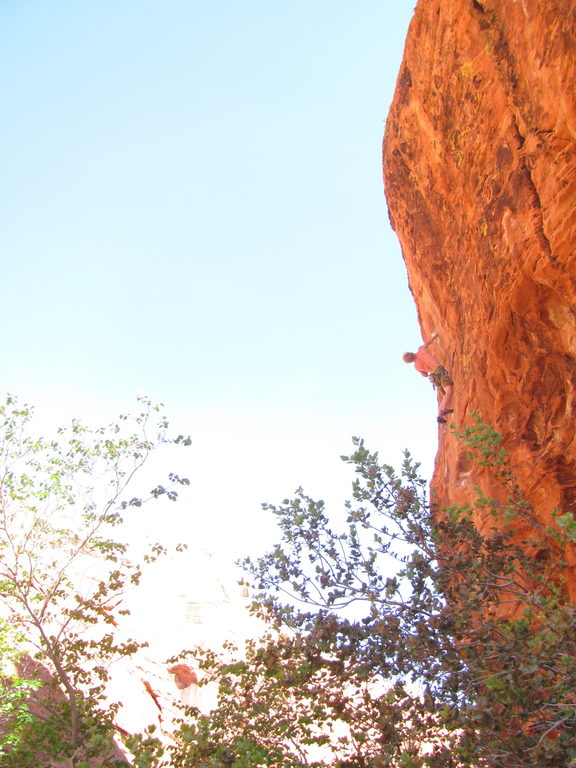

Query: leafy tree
(0, 394), (191, 766)
(165, 418), (576, 768)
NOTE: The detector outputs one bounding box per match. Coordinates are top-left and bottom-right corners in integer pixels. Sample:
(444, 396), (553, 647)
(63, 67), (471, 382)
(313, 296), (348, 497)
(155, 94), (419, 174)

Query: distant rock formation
(168, 663), (198, 690)
(383, 0), (576, 592)
(11, 654), (129, 767)
(5, 550), (262, 763)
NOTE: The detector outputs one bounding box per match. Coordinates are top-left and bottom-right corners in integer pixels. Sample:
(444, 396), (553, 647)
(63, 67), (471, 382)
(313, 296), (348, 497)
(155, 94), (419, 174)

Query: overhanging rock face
(383, 0), (576, 591)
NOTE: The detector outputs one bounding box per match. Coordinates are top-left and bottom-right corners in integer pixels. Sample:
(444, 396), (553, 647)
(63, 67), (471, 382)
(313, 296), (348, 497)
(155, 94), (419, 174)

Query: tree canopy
(0, 394), (191, 766)
(164, 419), (576, 768)
(1, 400), (575, 768)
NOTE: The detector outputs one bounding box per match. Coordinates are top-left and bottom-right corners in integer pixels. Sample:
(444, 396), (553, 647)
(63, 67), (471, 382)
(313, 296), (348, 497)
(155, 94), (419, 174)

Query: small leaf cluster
(0, 620), (40, 759)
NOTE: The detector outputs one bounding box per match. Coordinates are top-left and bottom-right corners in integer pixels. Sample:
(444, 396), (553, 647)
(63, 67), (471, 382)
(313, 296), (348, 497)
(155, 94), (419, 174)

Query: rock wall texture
(383, 0), (576, 592)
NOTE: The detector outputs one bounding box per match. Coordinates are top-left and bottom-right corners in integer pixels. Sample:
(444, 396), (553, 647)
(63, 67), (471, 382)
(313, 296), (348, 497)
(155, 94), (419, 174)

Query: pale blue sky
(0, 2), (438, 557)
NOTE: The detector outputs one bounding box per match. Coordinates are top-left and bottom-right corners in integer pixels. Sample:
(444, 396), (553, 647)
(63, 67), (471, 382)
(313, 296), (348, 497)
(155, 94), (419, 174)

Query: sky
(0, 1), (439, 562)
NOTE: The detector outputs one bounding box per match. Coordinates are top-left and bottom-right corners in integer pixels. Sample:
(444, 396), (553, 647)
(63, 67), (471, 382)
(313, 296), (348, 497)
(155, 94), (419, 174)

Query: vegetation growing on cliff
(1, 400), (575, 767)
(0, 395), (191, 766)
(163, 419), (576, 768)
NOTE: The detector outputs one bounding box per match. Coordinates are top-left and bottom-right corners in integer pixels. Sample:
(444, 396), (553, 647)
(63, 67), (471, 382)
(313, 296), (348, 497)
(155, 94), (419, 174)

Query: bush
(166, 418), (576, 767)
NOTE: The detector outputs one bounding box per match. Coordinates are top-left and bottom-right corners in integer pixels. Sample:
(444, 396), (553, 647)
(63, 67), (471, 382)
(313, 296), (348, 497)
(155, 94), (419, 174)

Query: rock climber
(403, 333), (454, 424)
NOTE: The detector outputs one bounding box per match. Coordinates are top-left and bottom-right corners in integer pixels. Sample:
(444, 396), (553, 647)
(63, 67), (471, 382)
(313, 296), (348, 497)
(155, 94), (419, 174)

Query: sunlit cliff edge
(383, 0), (576, 594)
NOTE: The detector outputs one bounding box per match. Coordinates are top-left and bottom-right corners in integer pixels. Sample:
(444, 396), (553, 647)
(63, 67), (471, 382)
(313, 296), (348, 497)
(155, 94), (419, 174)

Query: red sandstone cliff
(383, 0), (576, 589)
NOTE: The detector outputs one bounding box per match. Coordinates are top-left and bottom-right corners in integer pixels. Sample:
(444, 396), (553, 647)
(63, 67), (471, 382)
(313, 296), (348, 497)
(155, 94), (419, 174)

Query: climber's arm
(420, 332), (438, 350)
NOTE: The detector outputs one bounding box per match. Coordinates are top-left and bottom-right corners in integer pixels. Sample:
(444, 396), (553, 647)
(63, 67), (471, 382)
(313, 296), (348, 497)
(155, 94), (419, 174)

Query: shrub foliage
(166, 418), (576, 768)
(1, 400), (575, 768)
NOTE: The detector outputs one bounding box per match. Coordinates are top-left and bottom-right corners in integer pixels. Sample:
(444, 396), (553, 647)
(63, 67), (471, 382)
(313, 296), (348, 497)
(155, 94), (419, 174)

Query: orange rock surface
(383, 0), (576, 592)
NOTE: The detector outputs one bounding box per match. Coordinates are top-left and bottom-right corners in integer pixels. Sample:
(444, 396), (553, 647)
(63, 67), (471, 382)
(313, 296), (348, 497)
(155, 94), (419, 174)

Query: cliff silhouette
(383, 0), (576, 594)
